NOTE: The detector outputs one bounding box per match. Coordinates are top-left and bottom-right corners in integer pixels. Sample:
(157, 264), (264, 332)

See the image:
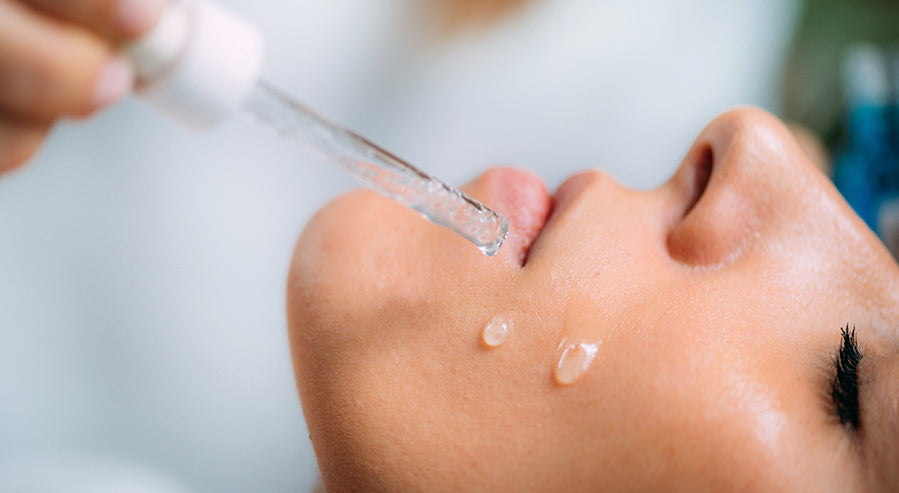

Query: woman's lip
(521, 171), (599, 259)
(478, 168), (551, 265)
(478, 169), (600, 265)
(552, 171), (597, 217)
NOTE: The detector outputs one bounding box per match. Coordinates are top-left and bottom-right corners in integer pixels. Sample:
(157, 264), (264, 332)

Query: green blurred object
(784, 0), (899, 258)
(781, 0), (899, 148)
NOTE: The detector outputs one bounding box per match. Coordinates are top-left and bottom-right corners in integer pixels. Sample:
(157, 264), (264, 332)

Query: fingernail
(92, 57), (135, 108)
(117, 0), (169, 36)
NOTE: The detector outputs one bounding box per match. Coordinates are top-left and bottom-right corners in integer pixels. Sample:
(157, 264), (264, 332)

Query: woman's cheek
(287, 191), (409, 351)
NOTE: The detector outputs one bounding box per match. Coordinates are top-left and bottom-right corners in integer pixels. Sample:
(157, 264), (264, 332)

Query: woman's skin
(288, 108), (899, 491)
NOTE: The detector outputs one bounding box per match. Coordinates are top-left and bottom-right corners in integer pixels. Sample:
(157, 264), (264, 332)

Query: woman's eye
(831, 326), (862, 429)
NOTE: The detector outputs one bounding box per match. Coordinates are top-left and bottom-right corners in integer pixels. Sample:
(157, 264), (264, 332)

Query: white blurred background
(0, 0), (799, 491)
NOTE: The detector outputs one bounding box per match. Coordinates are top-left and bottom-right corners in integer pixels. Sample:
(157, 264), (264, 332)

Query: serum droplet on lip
(553, 341), (599, 385)
(482, 314), (513, 348)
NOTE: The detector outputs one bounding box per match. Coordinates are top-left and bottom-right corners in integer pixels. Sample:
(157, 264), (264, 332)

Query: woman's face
(287, 108), (899, 491)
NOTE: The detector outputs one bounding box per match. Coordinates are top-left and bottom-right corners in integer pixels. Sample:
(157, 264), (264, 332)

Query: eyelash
(831, 325), (862, 429)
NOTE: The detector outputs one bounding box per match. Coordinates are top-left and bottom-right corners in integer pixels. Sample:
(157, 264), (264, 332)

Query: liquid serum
(481, 313), (513, 348)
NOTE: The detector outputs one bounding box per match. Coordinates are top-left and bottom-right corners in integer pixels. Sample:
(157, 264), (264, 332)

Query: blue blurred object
(834, 44), (899, 253)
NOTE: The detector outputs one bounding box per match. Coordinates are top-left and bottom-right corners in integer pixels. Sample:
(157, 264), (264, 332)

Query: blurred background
(0, 0), (895, 491)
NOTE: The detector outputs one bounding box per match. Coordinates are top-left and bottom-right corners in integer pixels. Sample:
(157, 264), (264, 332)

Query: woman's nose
(663, 107), (821, 266)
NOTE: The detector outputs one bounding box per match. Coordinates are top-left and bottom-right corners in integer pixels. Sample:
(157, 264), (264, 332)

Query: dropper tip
(475, 214), (509, 257)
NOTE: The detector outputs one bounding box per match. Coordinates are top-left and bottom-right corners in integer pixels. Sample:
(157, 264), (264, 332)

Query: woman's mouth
(478, 168), (603, 266)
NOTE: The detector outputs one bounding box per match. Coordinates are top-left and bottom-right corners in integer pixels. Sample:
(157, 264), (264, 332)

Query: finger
(0, 116), (52, 174)
(20, 0), (167, 40)
(0, 0), (133, 119)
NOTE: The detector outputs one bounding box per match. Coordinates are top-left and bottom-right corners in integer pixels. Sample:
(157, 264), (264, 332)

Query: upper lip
(484, 157), (718, 265)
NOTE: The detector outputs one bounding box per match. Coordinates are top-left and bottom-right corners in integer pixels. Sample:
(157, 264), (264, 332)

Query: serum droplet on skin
(553, 341), (599, 385)
(482, 314), (513, 348)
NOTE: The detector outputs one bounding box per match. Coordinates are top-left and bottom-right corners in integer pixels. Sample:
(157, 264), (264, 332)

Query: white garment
(0, 1), (798, 491)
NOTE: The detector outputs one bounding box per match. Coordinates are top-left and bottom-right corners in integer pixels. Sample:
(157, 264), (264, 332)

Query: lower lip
(479, 168), (551, 264)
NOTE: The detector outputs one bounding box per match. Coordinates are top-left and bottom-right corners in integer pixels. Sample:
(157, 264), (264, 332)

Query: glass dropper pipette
(244, 81), (509, 256)
(125, 0), (508, 256)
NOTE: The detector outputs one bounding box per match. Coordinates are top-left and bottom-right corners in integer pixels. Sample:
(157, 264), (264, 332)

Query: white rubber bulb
(125, 0), (265, 130)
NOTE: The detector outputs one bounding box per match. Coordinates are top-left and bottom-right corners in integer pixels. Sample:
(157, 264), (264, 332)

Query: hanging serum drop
(481, 314), (513, 348)
(553, 340), (599, 386)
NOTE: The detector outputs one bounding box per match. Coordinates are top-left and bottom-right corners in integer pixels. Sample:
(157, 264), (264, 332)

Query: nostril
(684, 147), (714, 218)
